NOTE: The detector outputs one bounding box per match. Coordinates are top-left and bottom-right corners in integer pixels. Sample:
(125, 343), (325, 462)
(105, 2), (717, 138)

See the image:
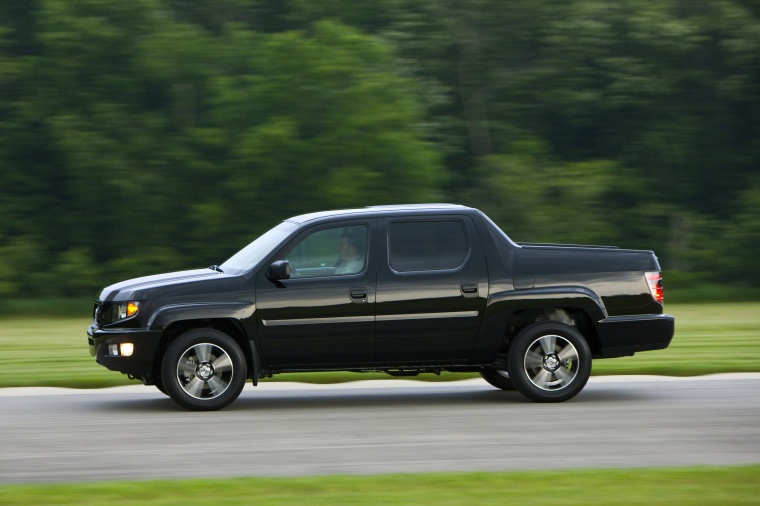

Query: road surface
(1, 374), (759, 483)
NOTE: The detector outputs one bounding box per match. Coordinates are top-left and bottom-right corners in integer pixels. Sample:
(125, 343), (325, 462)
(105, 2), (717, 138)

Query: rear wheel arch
(506, 306), (601, 356)
(479, 306), (599, 393)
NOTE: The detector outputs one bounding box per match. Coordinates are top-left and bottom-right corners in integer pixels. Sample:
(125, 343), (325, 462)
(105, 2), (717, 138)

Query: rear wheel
(161, 329), (247, 411)
(480, 369), (516, 391)
(507, 322), (591, 403)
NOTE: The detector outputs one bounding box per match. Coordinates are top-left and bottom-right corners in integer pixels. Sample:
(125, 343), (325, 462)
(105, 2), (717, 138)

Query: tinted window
(389, 220), (468, 272)
(284, 225), (368, 278)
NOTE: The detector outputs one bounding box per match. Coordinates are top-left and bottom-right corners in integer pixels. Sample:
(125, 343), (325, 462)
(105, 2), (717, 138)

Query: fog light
(120, 343), (134, 357)
(109, 344), (119, 356)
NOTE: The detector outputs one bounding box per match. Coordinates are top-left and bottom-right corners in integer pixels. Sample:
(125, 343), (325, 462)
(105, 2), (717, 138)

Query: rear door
(375, 214), (488, 364)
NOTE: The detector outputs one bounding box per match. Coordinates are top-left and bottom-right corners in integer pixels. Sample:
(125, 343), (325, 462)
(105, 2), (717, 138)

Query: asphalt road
(1, 374), (759, 484)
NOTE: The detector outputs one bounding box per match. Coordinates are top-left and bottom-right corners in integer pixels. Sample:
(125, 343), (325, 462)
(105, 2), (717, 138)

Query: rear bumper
(87, 324), (162, 383)
(594, 313), (675, 358)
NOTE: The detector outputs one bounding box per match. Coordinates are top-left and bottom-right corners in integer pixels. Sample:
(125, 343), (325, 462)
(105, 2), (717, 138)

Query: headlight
(116, 301), (140, 320)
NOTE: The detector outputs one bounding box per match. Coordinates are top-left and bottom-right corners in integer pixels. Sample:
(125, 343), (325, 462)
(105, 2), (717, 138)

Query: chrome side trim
(262, 315), (375, 327)
(376, 311), (479, 321)
(262, 311), (479, 327)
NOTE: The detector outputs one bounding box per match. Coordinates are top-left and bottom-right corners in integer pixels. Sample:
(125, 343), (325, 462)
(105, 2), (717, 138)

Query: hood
(98, 268), (233, 302)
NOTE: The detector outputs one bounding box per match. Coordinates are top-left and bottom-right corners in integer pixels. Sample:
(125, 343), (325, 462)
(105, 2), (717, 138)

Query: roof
(286, 204), (474, 224)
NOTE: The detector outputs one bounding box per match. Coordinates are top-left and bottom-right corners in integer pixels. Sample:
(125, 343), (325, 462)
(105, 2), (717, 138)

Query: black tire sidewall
(154, 379), (168, 396)
(161, 329), (247, 411)
(507, 321), (591, 403)
(480, 369), (517, 391)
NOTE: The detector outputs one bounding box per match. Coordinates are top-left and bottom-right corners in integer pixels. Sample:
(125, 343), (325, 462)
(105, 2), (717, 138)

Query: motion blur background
(1, 0), (759, 304)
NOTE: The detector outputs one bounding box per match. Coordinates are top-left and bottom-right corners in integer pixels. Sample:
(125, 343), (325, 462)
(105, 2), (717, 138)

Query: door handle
(461, 283), (478, 295)
(350, 287), (368, 303)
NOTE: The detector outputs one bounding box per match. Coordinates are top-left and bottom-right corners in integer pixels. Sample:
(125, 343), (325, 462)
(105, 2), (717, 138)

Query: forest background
(1, 0), (759, 305)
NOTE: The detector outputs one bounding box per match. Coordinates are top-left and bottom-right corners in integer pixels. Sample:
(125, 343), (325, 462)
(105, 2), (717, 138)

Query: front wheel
(507, 322), (591, 403)
(161, 329), (247, 411)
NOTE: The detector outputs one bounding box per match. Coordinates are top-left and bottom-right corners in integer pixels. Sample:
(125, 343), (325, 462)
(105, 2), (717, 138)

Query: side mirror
(267, 260), (291, 281)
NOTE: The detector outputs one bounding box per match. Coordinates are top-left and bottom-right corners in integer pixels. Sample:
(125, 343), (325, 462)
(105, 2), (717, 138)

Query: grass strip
(1, 466), (758, 505)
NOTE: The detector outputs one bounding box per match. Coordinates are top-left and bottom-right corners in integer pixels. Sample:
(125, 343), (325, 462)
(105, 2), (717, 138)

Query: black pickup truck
(88, 204), (674, 410)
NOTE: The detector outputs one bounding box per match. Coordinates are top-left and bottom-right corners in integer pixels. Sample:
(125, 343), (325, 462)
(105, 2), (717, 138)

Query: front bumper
(87, 324), (163, 383)
(595, 313), (675, 358)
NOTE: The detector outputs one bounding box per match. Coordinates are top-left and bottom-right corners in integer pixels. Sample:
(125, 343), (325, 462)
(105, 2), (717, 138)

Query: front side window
(389, 220), (469, 272)
(284, 225), (368, 278)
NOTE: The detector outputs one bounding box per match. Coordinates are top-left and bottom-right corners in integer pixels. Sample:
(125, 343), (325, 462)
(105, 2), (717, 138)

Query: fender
(471, 286), (607, 363)
(486, 285), (607, 318)
(147, 301), (256, 329)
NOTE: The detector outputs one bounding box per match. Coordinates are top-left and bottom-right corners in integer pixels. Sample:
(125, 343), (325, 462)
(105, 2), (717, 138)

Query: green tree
(1, 0), (759, 299)
(185, 20), (442, 256)
(1, 4), (444, 296)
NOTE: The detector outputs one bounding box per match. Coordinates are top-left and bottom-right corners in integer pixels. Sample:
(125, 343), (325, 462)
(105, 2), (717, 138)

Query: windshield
(220, 221), (299, 273)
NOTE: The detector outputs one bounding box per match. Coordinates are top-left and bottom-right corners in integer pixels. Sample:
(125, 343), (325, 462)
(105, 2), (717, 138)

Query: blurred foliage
(0, 0), (758, 299)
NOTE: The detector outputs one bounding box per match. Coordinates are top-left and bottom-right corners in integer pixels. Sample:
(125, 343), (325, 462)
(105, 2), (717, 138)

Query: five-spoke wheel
(161, 329), (247, 411)
(507, 322), (591, 402)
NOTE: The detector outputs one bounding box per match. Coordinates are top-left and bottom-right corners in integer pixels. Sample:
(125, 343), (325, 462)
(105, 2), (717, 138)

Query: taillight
(645, 272), (664, 304)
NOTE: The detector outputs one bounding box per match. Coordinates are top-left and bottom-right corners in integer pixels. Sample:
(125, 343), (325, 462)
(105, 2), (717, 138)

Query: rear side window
(389, 220), (469, 272)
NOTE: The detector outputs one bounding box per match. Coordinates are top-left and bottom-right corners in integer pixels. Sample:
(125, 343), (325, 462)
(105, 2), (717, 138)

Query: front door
(255, 220), (376, 368)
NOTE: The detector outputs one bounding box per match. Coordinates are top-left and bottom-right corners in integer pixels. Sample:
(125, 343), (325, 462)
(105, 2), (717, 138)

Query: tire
(154, 379), (168, 396)
(161, 329), (247, 411)
(480, 369), (516, 391)
(507, 321), (591, 403)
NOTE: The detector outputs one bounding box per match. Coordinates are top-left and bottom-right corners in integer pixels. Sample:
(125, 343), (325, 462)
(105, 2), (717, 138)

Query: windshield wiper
(208, 265), (224, 273)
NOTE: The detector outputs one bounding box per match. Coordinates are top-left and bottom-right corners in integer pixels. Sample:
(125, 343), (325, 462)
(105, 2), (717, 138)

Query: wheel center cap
(196, 362), (214, 381)
(543, 354), (560, 371)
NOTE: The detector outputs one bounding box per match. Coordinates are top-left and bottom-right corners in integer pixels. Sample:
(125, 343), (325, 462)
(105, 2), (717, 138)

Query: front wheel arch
(507, 321), (592, 403)
(153, 319), (255, 385)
